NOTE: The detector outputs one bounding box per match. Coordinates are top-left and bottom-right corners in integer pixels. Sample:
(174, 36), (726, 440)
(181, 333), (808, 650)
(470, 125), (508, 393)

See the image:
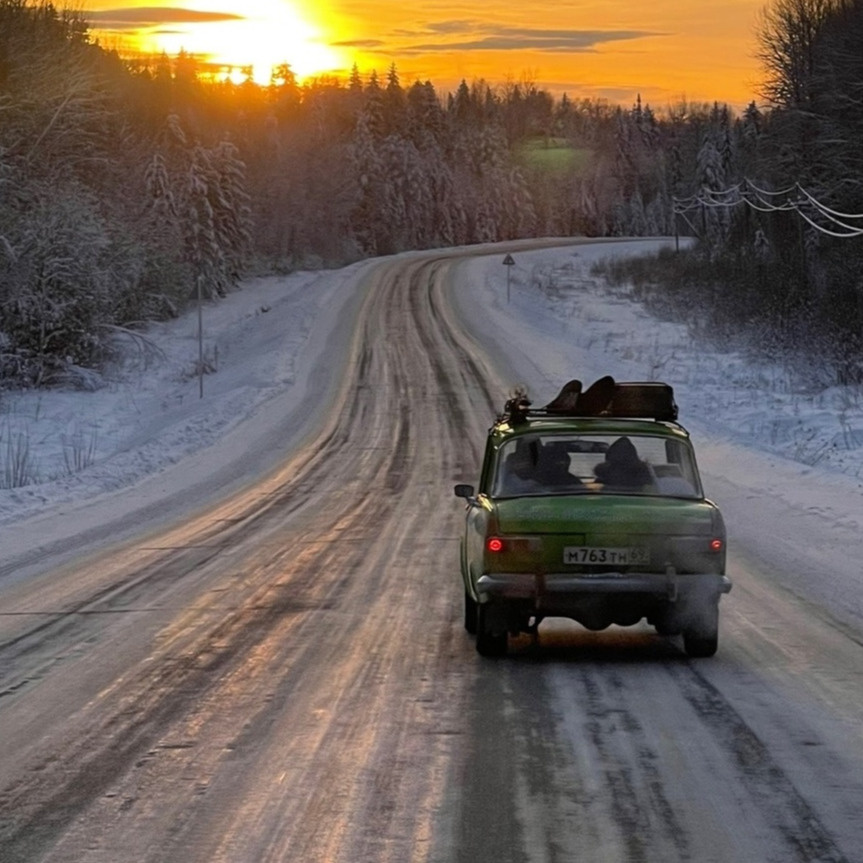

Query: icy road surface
(1, 243), (863, 862)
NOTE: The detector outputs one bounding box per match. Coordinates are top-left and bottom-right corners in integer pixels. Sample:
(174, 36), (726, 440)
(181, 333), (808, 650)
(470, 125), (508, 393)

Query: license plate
(563, 547), (650, 566)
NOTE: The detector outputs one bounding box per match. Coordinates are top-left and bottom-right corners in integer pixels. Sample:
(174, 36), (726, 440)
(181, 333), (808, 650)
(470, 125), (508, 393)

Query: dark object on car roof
(501, 376), (678, 423)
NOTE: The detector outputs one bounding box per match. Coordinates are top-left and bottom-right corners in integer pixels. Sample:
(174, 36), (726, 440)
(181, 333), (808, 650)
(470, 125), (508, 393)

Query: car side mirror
(454, 483), (475, 499)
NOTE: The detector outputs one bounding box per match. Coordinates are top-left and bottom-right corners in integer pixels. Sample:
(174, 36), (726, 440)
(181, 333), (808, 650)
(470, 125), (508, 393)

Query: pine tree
(349, 111), (384, 254)
(209, 139), (252, 284)
(186, 149), (223, 300)
(1, 182), (111, 384)
(383, 62), (407, 135)
(695, 134), (730, 248)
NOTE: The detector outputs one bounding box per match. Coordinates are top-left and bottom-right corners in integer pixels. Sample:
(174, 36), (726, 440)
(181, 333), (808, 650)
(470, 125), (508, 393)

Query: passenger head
(510, 438), (540, 478)
(538, 445), (570, 479)
(595, 436), (651, 488)
(606, 436), (639, 466)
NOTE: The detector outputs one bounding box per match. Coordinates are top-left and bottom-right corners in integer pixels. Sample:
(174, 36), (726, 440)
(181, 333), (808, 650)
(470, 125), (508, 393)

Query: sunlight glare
(135, 0), (342, 83)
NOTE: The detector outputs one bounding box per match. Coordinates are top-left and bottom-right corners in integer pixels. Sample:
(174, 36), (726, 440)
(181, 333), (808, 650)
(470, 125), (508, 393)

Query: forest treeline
(1, 0), (862, 387)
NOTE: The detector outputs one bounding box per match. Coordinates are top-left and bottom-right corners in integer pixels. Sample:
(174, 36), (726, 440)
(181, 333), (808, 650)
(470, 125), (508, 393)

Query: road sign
(502, 254), (515, 302)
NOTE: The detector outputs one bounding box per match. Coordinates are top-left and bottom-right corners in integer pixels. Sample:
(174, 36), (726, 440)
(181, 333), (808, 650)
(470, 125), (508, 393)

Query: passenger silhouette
(594, 436), (652, 489)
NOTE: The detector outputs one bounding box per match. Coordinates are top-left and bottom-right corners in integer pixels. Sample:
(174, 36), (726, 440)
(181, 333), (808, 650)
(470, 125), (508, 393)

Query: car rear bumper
(476, 571), (732, 604)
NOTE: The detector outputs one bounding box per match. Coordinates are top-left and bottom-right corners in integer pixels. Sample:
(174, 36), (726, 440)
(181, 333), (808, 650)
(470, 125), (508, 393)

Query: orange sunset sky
(83, 0), (767, 109)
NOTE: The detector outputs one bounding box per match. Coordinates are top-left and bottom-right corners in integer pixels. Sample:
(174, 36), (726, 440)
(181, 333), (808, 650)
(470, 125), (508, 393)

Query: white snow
(1, 268), (335, 510)
(2, 239), (862, 629)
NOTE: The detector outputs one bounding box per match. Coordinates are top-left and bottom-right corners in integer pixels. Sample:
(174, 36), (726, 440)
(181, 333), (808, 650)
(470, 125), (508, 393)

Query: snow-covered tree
(695, 134), (731, 247)
(0, 182), (111, 384)
(348, 111), (385, 255)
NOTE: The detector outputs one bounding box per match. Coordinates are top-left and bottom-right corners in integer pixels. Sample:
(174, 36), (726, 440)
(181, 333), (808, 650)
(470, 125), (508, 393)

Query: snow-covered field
(2, 239), (862, 626)
(0, 261), (369, 525)
(457, 241), (863, 479)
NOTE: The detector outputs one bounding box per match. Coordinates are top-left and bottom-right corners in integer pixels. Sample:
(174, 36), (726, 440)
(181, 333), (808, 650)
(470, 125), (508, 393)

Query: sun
(130, 1), (344, 83)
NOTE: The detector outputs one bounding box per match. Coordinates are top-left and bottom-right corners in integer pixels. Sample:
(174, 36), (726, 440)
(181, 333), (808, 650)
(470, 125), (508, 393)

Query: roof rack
(499, 376), (679, 424)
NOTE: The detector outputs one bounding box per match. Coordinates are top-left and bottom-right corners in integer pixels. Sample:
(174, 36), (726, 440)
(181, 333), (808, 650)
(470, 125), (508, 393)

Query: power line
(673, 179), (863, 238)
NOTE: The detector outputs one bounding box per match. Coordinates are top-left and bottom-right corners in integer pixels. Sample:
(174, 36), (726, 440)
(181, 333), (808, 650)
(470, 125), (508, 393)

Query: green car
(454, 376), (731, 657)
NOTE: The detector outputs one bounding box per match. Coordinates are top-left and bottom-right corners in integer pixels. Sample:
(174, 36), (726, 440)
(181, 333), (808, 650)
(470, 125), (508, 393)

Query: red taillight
(487, 537), (504, 553)
(710, 538), (723, 552)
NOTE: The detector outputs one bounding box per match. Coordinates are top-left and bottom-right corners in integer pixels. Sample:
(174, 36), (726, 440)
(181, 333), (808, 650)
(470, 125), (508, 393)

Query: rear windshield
(493, 432), (702, 499)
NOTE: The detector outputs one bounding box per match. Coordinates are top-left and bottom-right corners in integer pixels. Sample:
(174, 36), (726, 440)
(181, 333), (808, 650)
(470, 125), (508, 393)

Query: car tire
(476, 603), (507, 657)
(464, 590), (478, 634)
(683, 604), (719, 658)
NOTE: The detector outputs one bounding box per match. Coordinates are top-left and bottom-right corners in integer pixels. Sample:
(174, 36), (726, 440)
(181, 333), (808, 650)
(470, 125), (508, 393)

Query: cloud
(423, 20), (482, 35)
(327, 19), (665, 59)
(87, 7), (243, 30)
(331, 39), (388, 49)
(401, 26), (665, 54)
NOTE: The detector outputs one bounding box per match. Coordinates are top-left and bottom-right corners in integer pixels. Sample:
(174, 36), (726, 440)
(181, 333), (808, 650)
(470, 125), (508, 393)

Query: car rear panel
(488, 495), (725, 576)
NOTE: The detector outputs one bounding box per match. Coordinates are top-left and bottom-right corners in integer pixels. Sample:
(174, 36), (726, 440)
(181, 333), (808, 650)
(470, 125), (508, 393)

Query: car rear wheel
(476, 603), (507, 657)
(683, 603), (719, 657)
(683, 630), (718, 658)
(464, 590), (478, 634)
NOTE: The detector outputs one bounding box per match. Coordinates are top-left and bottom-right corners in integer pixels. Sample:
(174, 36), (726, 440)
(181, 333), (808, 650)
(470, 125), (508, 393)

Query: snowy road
(1, 247), (863, 862)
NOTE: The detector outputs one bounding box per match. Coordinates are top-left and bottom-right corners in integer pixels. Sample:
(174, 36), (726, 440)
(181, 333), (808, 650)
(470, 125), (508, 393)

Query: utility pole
(197, 274), (204, 399)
